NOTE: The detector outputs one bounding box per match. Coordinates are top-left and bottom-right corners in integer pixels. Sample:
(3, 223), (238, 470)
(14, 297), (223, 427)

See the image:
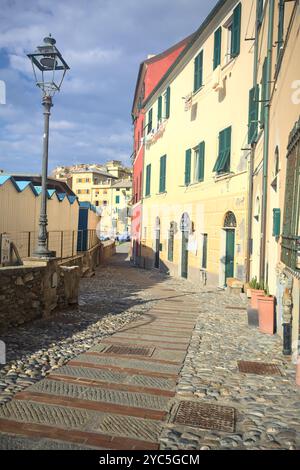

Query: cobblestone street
(0, 245), (299, 450)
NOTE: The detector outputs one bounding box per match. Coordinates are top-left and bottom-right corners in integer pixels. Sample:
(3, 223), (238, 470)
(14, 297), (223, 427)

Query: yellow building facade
(141, 0), (255, 287)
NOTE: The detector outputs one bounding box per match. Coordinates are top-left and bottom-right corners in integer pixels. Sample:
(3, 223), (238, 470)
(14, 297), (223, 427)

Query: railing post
(61, 231), (64, 259)
(28, 231), (31, 258)
(72, 230), (75, 257)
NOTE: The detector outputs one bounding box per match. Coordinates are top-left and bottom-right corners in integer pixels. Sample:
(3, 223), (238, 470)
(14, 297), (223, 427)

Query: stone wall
(0, 241), (116, 332)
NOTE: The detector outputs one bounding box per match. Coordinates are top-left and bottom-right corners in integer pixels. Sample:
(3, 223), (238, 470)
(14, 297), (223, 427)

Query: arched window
(168, 222), (176, 262)
(180, 213), (191, 233)
(224, 211), (237, 228)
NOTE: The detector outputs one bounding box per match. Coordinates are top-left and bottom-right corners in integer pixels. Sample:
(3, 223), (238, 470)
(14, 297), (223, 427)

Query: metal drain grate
(104, 344), (155, 357)
(173, 401), (235, 432)
(238, 361), (282, 376)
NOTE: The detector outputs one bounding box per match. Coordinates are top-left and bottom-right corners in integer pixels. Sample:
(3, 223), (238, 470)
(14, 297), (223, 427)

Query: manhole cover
(238, 361), (282, 376)
(173, 401), (235, 432)
(104, 344), (155, 357)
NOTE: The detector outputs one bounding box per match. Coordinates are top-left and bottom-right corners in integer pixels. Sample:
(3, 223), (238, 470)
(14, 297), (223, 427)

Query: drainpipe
(259, 0), (275, 284)
(246, 0), (260, 283)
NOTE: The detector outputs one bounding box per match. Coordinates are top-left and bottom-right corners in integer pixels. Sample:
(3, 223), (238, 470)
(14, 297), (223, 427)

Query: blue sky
(0, 0), (218, 174)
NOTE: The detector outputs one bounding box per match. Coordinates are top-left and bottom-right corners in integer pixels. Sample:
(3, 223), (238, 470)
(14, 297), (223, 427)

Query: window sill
(221, 56), (236, 72)
(192, 85), (204, 98)
(184, 180), (204, 189)
(156, 191), (167, 196)
(214, 171), (234, 182)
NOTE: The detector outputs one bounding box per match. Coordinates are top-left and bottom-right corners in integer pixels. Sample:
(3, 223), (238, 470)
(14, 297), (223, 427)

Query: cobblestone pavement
(0, 246), (299, 450)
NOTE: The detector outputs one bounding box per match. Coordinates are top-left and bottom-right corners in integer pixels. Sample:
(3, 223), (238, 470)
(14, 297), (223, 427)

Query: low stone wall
(0, 241), (116, 332)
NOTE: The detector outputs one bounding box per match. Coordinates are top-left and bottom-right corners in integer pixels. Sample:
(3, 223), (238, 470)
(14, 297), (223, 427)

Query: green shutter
(213, 27), (222, 70)
(116, 195), (120, 204)
(260, 58), (267, 128)
(277, 0), (285, 60)
(231, 3), (242, 57)
(159, 155), (167, 193)
(198, 141), (205, 182)
(257, 0), (264, 28)
(147, 108), (153, 134)
(157, 96), (162, 121)
(213, 127), (232, 173)
(185, 149), (191, 186)
(248, 85), (259, 144)
(194, 51), (203, 92)
(165, 87), (171, 119)
(145, 164), (151, 196)
(273, 208), (281, 237)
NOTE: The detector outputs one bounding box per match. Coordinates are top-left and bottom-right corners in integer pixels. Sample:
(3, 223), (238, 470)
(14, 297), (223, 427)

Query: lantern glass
(27, 35), (70, 97)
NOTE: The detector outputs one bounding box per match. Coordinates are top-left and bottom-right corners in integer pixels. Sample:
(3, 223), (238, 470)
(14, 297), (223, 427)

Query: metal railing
(281, 235), (300, 271)
(0, 229), (100, 261)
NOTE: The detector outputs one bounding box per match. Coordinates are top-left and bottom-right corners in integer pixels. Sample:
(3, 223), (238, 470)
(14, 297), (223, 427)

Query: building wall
(141, 0), (255, 286)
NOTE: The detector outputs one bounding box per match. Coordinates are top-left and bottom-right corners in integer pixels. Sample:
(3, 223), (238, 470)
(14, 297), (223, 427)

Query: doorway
(154, 217), (160, 269)
(223, 211), (237, 285)
(181, 213), (190, 279)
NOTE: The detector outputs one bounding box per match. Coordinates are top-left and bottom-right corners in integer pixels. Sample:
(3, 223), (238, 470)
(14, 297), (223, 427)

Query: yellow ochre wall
(141, 0), (255, 287)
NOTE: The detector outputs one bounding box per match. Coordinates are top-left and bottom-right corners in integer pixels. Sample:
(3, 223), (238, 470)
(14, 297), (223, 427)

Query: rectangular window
(157, 96), (162, 122)
(159, 155), (167, 193)
(116, 195), (120, 204)
(260, 58), (268, 128)
(147, 108), (153, 134)
(197, 141), (205, 182)
(185, 149), (192, 186)
(202, 234), (208, 269)
(213, 27), (222, 70)
(213, 126), (232, 174)
(145, 164), (151, 197)
(248, 85), (259, 144)
(277, 0), (285, 62)
(273, 209), (281, 237)
(194, 50), (203, 92)
(164, 86), (171, 119)
(231, 3), (242, 58)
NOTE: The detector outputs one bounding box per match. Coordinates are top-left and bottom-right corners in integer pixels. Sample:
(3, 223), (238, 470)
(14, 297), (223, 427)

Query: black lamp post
(27, 35), (69, 258)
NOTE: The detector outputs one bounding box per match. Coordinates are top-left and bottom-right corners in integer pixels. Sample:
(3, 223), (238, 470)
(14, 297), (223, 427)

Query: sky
(0, 0), (218, 174)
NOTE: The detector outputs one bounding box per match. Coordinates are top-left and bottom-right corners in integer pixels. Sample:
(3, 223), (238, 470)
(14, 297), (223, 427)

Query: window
(159, 155), (167, 193)
(95, 201), (99, 207)
(277, 0), (285, 63)
(260, 58), (268, 128)
(103, 190), (108, 194)
(77, 178), (82, 183)
(248, 85), (259, 144)
(231, 3), (242, 58)
(194, 141), (205, 183)
(273, 209), (281, 238)
(103, 200), (108, 206)
(157, 95), (162, 122)
(213, 27), (222, 70)
(145, 164), (151, 197)
(201, 234), (208, 269)
(257, 0), (264, 28)
(213, 126), (232, 174)
(194, 50), (203, 92)
(77, 189), (81, 194)
(147, 108), (153, 134)
(185, 149), (192, 186)
(116, 195), (120, 204)
(164, 87), (171, 119)
(281, 118), (300, 271)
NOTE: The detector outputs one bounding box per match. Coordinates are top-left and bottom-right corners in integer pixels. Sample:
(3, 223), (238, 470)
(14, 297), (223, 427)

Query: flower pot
(258, 296), (275, 335)
(250, 289), (265, 309)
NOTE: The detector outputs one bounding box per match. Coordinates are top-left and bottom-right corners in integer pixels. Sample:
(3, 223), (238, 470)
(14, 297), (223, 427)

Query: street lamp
(27, 35), (69, 258)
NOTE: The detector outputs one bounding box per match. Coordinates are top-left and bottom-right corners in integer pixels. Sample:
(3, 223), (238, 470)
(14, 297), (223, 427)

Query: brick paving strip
(0, 279), (200, 450)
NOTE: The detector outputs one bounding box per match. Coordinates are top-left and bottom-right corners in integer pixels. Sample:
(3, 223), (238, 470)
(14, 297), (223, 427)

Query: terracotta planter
(250, 289), (265, 309)
(258, 296), (275, 335)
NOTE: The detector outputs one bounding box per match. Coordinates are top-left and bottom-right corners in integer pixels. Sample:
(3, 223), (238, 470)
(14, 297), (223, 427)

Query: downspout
(246, 0), (260, 283)
(259, 0), (275, 283)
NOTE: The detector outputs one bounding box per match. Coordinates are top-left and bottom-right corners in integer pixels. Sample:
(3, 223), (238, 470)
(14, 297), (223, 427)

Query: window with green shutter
(145, 164), (151, 197)
(231, 3), (242, 58)
(273, 209), (281, 237)
(115, 195), (120, 204)
(196, 141), (205, 182)
(277, 0), (285, 61)
(147, 108), (153, 134)
(257, 0), (264, 28)
(248, 85), (259, 144)
(194, 50), (203, 92)
(157, 96), (162, 122)
(260, 58), (267, 128)
(159, 155), (167, 193)
(165, 86), (171, 119)
(213, 27), (222, 70)
(213, 126), (232, 174)
(185, 149), (192, 186)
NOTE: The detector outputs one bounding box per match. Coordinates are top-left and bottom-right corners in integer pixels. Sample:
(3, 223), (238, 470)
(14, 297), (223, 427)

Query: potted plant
(249, 277), (265, 309)
(257, 285), (276, 335)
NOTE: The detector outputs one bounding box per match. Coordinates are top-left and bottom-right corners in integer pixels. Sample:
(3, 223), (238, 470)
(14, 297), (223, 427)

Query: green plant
(249, 277), (266, 290)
